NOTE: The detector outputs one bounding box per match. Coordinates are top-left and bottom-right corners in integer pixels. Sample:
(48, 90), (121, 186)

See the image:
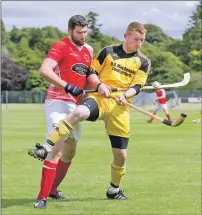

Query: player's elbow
(40, 66), (45, 76)
(40, 65), (48, 78)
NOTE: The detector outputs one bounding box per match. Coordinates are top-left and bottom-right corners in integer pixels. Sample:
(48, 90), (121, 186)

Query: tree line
(1, 3), (201, 91)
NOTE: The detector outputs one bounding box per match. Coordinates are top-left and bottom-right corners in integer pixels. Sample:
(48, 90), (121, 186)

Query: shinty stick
(85, 73), (190, 93)
(124, 101), (187, 127)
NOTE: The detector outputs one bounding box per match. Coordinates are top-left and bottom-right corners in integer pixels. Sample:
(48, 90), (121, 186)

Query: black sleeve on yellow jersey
(97, 47), (108, 65)
(139, 57), (151, 74)
(87, 46), (112, 77)
(130, 84), (142, 95)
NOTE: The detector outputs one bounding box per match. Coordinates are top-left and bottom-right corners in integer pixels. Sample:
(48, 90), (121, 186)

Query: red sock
(50, 159), (72, 194)
(37, 160), (57, 200)
(166, 114), (171, 120)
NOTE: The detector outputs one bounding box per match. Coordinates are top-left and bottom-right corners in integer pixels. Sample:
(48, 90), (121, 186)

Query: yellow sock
(199, 113), (202, 120)
(111, 163), (126, 187)
(47, 119), (73, 145)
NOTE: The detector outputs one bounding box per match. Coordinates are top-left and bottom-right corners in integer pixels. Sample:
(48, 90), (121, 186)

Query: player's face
(124, 30), (145, 52)
(69, 25), (88, 47)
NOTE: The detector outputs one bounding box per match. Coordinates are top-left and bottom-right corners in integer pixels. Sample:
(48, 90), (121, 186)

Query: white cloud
(185, 1), (198, 8)
(170, 12), (180, 20)
(142, 12), (148, 16)
(151, 8), (159, 13)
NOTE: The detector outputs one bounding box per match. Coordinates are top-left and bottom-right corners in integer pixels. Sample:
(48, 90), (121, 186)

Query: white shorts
(154, 103), (168, 112)
(44, 100), (81, 141)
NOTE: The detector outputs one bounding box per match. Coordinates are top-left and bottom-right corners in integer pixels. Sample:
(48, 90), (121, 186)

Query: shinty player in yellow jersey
(34, 22), (151, 205)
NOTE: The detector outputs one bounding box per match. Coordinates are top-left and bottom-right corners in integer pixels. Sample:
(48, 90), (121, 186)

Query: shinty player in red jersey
(147, 83), (171, 123)
(28, 15), (93, 209)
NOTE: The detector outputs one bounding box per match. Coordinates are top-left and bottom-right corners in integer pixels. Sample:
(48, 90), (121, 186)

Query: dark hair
(68, 15), (88, 30)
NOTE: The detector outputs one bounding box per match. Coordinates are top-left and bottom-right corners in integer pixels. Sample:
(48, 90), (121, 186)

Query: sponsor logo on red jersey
(72, 63), (89, 76)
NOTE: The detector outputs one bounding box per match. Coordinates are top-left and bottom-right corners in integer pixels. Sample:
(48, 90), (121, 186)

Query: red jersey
(46, 37), (93, 103)
(155, 89), (166, 104)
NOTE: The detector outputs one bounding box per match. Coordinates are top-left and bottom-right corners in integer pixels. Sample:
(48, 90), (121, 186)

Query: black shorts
(108, 135), (129, 149)
(80, 98), (99, 121)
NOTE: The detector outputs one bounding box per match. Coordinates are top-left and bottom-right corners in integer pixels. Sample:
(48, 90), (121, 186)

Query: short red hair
(126, 22), (147, 34)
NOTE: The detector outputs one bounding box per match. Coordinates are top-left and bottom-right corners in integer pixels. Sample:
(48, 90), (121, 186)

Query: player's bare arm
(40, 58), (67, 88)
(115, 85), (141, 105)
(40, 58), (83, 97)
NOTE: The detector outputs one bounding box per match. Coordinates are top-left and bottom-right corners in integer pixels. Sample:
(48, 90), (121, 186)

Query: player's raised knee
(69, 105), (90, 122)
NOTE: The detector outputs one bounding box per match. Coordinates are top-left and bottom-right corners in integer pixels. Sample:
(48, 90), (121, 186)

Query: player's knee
(63, 147), (76, 158)
(62, 150), (76, 162)
(113, 150), (127, 167)
(117, 151), (127, 161)
(52, 148), (62, 159)
(55, 151), (62, 160)
(46, 150), (62, 163)
(69, 106), (89, 122)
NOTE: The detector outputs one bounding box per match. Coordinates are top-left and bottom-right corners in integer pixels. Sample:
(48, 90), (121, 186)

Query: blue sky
(2, 1), (199, 40)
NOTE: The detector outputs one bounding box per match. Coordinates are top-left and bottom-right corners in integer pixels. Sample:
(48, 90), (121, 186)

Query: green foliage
(166, 1), (202, 67)
(183, 1), (202, 51)
(142, 43), (189, 85)
(42, 26), (66, 39)
(144, 24), (174, 52)
(187, 71), (202, 89)
(43, 38), (59, 54)
(5, 40), (18, 57)
(86, 11), (102, 32)
(1, 20), (9, 45)
(86, 12), (103, 44)
(1, 5), (201, 91)
(144, 24), (169, 44)
(166, 40), (190, 64)
(25, 70), (49, 91)
(88, 32), (121, 56)
(150, 52), (187, 84)
(86, 12), (121, 56)
(14, 41), (42, 70)
(188, 49), (202, 72)
(9, 25), (22, 43)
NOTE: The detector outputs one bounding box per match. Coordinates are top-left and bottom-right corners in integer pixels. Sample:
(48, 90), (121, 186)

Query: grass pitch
(1, 103), (201, 215)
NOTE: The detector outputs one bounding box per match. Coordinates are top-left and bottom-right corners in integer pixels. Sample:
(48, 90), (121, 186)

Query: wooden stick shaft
(85, 88), (127, 93)
(124, 101), (163, 122)
(125, 101), (187, 127)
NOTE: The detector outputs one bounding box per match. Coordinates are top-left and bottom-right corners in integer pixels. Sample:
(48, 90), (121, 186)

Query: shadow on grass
(2, 198), (35, 208)
(58, 197), (108, 202)
(2, 197), (107, 208)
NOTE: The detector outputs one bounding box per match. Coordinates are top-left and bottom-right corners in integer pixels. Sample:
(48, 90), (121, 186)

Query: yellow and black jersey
(90, 44), (151, 89)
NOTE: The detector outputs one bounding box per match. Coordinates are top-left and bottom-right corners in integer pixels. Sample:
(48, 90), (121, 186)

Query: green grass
(1, 103), (201, 215)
